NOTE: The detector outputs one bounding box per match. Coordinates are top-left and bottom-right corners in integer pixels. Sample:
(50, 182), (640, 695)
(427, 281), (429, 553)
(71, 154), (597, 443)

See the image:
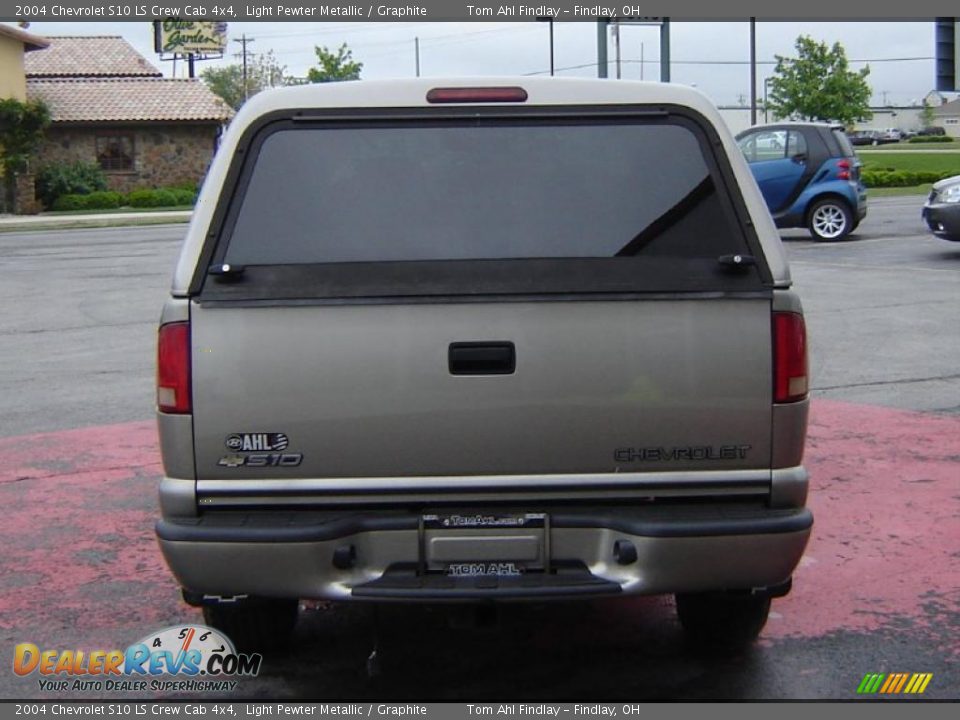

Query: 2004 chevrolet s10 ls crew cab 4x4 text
(154, 78), (812, 651)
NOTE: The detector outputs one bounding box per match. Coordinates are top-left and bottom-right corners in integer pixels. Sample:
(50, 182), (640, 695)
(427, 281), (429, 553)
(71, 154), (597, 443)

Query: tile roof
(0, 23), (50, 51)
(24, 36), (162, 78)
(27, 78), (234, 123)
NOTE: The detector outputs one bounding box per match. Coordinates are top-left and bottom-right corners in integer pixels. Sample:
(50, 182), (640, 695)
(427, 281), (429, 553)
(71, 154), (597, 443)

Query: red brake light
(837, 159), (851, 180)
(773, 312), (808, 403)
(426, 87), (528, 104)
(157, 322), (191, 414)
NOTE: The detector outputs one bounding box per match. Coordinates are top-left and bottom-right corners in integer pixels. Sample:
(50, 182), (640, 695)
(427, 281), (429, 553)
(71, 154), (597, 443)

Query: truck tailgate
(191, 297), (771, 480)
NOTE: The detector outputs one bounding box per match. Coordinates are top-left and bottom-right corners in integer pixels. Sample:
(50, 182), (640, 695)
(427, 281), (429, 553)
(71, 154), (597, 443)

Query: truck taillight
(157, 322), (191, 414)
(773, 312), (808, 403)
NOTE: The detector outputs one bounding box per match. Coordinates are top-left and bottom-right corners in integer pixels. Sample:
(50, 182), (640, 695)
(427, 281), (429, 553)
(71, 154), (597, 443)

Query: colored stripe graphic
(858, 673), (932, 695)
(858, 674), (885, 694)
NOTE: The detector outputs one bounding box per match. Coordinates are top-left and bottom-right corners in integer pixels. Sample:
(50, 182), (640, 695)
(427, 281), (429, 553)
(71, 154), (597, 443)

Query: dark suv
(737, 122), (867, 241)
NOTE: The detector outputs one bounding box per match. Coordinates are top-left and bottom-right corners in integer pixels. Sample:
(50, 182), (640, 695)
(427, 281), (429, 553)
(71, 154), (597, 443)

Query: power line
(523, 55), (935, 77)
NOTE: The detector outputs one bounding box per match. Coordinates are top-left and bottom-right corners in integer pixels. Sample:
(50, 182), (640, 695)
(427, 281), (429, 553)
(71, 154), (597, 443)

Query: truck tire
(675, 591), (771, 647)
(807, 198), (853, 241)
(202, 598), (299, 653)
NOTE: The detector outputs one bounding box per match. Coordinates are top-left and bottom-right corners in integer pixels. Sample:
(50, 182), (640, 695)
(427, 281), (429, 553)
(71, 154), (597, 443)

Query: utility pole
(597, 20), (608, 78)
(234, 34), (255, 102)
(414, 37), (420, 77)
(614, 21), (622, 79)
(536, 18), (555, 76)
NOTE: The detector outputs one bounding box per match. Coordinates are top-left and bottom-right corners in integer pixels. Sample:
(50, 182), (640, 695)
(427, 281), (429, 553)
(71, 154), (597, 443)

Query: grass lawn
(858, 152), (960, 175)
(857, 142), (957, 152)
(867, 184), (934, 198)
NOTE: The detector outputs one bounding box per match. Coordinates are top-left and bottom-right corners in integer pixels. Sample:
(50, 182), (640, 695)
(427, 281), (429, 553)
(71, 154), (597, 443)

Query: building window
(96, 134), (135, 171)
(945, 118), (959, 125)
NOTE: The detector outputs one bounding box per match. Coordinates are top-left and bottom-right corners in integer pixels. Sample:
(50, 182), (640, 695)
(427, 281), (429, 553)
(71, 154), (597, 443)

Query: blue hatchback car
(736, 123), (867, 241)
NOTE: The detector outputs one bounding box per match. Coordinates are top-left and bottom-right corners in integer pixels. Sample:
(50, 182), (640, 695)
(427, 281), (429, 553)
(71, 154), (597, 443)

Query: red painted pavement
(0, 421), (181, 655)
(764, 400), (960, 657)
(0, 401), (958, 657)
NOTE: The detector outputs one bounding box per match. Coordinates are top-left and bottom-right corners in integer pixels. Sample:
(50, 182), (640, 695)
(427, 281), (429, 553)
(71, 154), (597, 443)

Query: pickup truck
(155, 78), (812, 650)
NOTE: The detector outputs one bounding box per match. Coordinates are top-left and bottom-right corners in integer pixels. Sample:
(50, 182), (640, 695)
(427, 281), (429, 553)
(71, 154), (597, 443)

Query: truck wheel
(675, 592), (771, 647)
(202, 598), (299, 653)
(807, 198), (853, 241)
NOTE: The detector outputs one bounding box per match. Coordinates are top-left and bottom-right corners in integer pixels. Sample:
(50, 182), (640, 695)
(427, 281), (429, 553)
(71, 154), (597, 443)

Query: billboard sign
(154, 20), (227, 55)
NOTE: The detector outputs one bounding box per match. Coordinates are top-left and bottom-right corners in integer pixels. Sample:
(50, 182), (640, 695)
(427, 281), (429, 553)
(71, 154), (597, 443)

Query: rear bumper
(156, 504), (812, 602)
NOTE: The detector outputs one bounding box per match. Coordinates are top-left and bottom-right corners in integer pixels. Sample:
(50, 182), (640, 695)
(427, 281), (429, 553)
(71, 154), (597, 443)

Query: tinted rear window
(832, 129), (856, 158)
(220, 120), (747, 266)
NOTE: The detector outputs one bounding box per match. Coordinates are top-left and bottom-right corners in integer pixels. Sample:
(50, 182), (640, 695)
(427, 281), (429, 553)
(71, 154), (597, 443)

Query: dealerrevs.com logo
(14, 625), (261, 693)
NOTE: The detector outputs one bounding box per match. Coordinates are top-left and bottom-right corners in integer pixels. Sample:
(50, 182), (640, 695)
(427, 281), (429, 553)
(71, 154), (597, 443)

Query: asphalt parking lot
(0, 195), (958, 700)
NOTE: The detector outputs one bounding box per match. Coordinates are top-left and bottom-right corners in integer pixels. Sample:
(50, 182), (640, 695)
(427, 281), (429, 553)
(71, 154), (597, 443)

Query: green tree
(767, 36), (872, 125)
(919, 101), (936, 128)
(0, 98), (50, 212)
(201, 50), (293, 110)
(306, 44), (362, 83)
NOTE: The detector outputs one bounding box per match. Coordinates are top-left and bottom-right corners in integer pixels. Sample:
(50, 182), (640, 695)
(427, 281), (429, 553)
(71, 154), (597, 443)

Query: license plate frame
(420, 512), (549, 575)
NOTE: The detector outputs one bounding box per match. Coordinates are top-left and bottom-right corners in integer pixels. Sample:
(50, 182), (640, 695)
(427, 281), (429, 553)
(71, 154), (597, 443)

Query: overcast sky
(18, 20), (943, 107)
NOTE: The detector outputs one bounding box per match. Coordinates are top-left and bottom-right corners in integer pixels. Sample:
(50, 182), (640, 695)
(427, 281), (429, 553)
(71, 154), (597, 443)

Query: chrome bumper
(157, 504), (812, 601)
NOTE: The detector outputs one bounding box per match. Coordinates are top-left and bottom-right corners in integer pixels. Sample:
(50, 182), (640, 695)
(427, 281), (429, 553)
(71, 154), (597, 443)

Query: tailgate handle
(449, 342), (516, 376)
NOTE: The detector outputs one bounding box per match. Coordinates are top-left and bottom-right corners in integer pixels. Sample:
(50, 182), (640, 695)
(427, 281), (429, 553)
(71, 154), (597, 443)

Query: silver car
(156, 78), (812, 650)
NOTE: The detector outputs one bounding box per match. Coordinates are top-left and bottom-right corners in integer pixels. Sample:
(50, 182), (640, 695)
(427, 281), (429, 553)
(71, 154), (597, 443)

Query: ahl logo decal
(225, 433), (289, 452)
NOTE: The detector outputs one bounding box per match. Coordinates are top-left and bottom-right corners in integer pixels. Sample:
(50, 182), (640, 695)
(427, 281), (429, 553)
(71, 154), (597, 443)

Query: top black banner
(0, 1), (958, 21)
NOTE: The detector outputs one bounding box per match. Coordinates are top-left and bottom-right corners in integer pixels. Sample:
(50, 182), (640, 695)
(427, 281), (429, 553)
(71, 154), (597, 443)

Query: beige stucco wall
(0, 34), (27, 100)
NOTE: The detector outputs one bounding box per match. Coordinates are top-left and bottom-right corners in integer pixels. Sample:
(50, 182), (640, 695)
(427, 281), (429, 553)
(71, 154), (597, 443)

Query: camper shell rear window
(200, 106), (769, 299)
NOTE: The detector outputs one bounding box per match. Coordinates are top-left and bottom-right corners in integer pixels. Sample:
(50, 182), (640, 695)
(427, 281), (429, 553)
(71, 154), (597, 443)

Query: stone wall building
(28, 78), (232, 194)
(22, 35), (233, 207)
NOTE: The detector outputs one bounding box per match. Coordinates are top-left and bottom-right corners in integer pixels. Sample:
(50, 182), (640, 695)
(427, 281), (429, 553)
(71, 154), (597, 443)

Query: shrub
(167, 181), (199, 194)
(52, 191), (126, 211)
(127, 187), (196, 208)
(35, 161), (107, 208)
(907, 135), (954, 144)
(51, 194), (87, 211)
(860, 169), (955, 187)
(127, 188), (178, 207)
(83, 190), (125, 209)
(169, 188), (197, 206)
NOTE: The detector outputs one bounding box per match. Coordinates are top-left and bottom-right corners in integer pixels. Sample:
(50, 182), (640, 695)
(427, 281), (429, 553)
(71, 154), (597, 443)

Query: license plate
(446, 562), (524, 577)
